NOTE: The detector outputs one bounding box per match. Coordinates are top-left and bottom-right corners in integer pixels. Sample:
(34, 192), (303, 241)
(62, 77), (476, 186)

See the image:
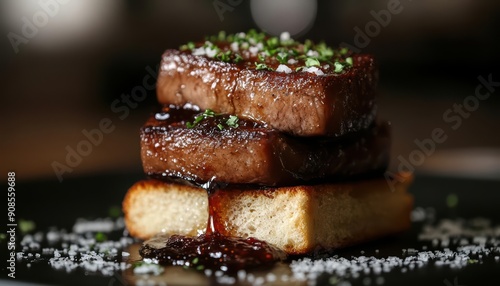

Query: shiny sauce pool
(139, 187), (286, 273)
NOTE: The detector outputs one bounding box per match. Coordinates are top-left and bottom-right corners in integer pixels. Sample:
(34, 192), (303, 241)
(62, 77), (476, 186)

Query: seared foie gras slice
(157, 32), (378, 137)
(141, 106), (390, 187)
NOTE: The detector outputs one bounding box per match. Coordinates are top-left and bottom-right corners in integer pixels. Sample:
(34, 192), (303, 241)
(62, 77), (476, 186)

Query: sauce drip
(139, 187), (285, 273)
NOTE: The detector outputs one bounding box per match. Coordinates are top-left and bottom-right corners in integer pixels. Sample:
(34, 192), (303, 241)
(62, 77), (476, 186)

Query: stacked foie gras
(123, 31), (413, 257)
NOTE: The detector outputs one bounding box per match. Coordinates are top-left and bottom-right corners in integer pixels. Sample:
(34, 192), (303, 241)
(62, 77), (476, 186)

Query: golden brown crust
(123, 173), (413, 254)
(157, 50), (377, 136)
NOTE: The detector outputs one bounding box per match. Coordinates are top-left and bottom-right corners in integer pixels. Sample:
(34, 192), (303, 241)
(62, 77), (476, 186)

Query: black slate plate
(1, 172), (499, 286)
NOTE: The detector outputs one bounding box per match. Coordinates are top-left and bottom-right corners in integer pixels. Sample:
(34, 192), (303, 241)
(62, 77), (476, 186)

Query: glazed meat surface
(141, 106), (390, 187)
(157, 49), (378, 137)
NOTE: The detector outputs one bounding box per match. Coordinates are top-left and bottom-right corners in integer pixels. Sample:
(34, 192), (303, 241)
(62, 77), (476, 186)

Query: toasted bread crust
(123, 173), (413, 254)
(157, 50), (378, 136)
(123, 180), (208, 240)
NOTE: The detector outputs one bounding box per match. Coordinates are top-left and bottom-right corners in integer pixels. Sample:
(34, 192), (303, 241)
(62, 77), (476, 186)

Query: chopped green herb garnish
(255, 62), (271, 71)
(196, 265), (205, 271)
(226, 115), (239, 128)
(186, 109), (217, 128)
(277, 52), (288, 64)
(305, 58), (320, 67)
(108, 205), (121, 218)
(266, 37), (279, 49)
(303, 39), (313, 52)
(217, 123), (224, 130)
(19, 219), (35, 234)
(192, 257), (199, 264)
(334, 62), (344, 73)
(95, 232), (107, 242)
(216, 50), (232, 62)
(182, 30), (354, 74)
(217, 30), (226, 41)
(180, 41), (196, 51)
(345, 57), (353, 66)
(234, 53), (243, 63)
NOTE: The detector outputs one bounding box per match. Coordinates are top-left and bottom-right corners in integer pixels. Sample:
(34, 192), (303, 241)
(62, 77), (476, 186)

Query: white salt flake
(276, 64), (292, 74)
(280, 32), (290, 41)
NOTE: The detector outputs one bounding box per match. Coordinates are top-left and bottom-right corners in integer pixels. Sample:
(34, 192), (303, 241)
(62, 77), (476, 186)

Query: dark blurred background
(1, 0), (500, 182)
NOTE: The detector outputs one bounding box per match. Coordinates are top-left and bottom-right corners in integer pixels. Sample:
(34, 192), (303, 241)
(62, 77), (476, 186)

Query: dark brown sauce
(139, 188), (286, 273)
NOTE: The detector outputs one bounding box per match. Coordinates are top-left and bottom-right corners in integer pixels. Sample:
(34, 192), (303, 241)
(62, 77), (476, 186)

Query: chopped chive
(277, 52), (288, 64)
(345, 57), (353, 66)
(217, 123), (224, 130)
(334, 62), (344, 73)
(226, 115), (239, 128)
(234, 53), (243, 63)
(305, 58), (320, 67)
(216, 50), (232, 62)
(95, 232), (107, 242)
(255, 62), (271, 71)
(217, 31), (226, 41)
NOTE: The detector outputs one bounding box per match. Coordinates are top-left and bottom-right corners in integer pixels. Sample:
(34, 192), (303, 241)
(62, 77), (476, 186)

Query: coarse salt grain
(303, 67), (324, 76)
(276, 64), (292, 74)
(230, 42), (239, 52)
(280, 32), (291, 42)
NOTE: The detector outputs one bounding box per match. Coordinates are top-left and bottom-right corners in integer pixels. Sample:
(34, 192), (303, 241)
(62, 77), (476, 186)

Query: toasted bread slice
(123, 173), (413, 254)
(157, 37), (377, 137)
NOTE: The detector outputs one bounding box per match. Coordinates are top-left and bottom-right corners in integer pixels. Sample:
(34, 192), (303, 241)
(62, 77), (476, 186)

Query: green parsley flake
(186, 109), (217, 128)
(95, 232), (107, 242)
(345, 57), (353, 66)
(19, 219), (36, 234)
(217, 123), (224, 130)
(183, 30), (355, 74)
(234, 53), (243, 63)
(305, 58), (320, 67)
(266, 37), (279, 49)
(226, 115), (239, 128)
(255, 62), (272, 71)
(277, 52), (288, 64)
(108, 206), (121, 218)
(216, 50), (232, 62)
(334, 62), (344, 73)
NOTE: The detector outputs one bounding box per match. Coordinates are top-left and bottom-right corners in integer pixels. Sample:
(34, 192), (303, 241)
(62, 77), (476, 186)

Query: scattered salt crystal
(306, 50), (319, 57)
(249, 46), (259, 56)
(133, 263), (163, 275)
(254, 277), (265, 285)
(205, 46), (218, 58)
(288, 59), (298, 65)
(266, 273), (276, 282)
(280, 32), (291, 42)
(192, 47), (205, 56)
(230, 42), (239, 52)
(276, 64), (292, 74)
(303, 67), (324, 76)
